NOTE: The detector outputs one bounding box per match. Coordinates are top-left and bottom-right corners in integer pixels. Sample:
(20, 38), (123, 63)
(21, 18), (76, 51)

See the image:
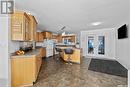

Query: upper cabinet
(43, 31), (52, 39)
(11, 11), (38, 41)
(28, 15), (38, 41)
(36, 32), (45, 42)
(52, 34), (57, 39)
(62, 35), (76, 43)
(36, 31), (53, 42)
(57, 35), (62, 43)
(11, 11), (30, 41)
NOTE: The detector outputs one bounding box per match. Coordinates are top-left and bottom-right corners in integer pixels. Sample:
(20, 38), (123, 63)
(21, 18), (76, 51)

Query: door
(98, 36), (105, 55)
(87, 35), (105, 57)
(87, 36), (95, 56)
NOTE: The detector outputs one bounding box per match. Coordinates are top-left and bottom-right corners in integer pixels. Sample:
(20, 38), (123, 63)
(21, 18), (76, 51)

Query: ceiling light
(27, 12), (31, 15)
(91, 22), (102, 26)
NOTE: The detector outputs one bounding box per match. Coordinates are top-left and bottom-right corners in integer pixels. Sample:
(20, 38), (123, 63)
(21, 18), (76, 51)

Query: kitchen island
(56, 45), (81, 64)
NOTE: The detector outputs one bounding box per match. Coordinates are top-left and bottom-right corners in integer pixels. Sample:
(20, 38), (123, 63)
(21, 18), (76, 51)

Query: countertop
(55, 46), (81, 50)
(11, 47), (45, 58)
(55, 43), (76, 46)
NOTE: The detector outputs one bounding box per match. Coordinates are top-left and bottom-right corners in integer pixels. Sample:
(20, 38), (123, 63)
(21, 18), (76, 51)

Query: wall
(114, 16), (130, 87)
(0, 16), (9, 87)
(0, 14), (20, 87)
(128, 70), (130, 87)
(115, 17), (130, 87)
(115, 17), (130, 70)
(76, 33), (80, 44)
(80, 28), (116, 59)
(7, 15), (19, 52)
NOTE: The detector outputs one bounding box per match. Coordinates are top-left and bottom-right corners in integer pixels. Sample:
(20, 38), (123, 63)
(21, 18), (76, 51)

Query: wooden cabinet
(36, 54), (42, 77)
(11, 11), (30, 41)
(11, 48), (43, 87)
(40, 48), (46, 57)
(62, 35), (76, 43)
(11, 11), (38, 41)
(39, 32), (44, 42)
(11, 57), (36, 87)
(43, 31), (52, 39)
(57, 35), (62, 42)
(36, 32), (39, 42)
(28, 15), (37, 41)
(36, 32), (44, 42)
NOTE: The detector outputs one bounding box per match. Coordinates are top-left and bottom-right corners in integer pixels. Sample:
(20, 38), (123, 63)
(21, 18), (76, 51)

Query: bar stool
(55, 47), (62, 60)
(64, 48), (74, 65)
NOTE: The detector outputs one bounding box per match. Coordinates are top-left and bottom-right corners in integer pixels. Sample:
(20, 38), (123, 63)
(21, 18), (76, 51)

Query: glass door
(98, 36), (105, 55)
(88, 36), (94, 55)
(87, 35), (105, 57)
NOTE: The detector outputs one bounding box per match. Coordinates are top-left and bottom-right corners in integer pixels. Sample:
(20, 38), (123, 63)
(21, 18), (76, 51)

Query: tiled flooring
(30, 56), (127, 87)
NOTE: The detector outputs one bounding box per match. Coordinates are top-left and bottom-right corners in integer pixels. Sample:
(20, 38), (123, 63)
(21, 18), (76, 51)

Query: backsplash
(19, 41), (36, 50)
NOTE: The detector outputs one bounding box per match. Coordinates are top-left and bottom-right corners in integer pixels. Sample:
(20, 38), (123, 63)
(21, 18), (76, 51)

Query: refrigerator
(43, 39), (54, 57)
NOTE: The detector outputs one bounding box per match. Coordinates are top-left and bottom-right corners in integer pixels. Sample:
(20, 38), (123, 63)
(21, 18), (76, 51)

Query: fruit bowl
(15, 50), (25, 55)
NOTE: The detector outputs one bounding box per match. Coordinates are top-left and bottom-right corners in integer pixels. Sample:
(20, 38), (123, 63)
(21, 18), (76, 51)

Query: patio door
(87, 35), (105, 57)
(88, 36), (95, 56)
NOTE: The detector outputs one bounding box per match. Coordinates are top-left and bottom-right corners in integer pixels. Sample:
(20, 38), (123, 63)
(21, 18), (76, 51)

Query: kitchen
(10, 11), (81, 87)
(0, 0), (128, 86)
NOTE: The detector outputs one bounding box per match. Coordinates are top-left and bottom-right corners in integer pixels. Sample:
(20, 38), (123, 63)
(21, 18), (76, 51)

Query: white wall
(0, 14), (20, 87)
(80, 28), (116, 59)
(115, 16), (130, 87)
(0, 16), (9, 87)
(115, 17), (130, 70)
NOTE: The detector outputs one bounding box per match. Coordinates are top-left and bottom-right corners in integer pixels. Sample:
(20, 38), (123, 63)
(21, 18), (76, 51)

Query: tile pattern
(29, 56), (127, 87)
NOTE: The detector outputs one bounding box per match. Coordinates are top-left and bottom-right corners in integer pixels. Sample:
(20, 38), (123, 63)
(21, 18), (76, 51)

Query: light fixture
(56, 26), (66, 35)
(27, 12), (31, 15)
(91, 22), (102, 26)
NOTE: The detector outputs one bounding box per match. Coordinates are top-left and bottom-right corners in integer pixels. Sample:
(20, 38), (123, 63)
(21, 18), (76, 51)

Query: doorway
(87, 35), (105, 57)
(88, 36), (95, 55)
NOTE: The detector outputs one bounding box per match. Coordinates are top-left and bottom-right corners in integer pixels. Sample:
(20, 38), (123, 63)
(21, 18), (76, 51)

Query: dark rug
(88, 59), (128, 77)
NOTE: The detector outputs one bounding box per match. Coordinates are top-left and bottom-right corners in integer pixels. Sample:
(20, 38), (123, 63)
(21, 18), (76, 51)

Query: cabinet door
(28, 15), (37, 41)
(39, 33), (44, 42)
(71, 36), (76, 43)
(11, 57), (36, 87)
(11, 12), (31, 41)
(36, 55), (42, 75)
(36, 32), (39, 42)
(43, 32), (52, 39)
(57, 35), (62, 42)
(35, 57), (39, 79)
(11, 14), (24, 41)
(42, 48), (46, 57)
(25, 19), (30, 41)
(33, 22), (37, 41)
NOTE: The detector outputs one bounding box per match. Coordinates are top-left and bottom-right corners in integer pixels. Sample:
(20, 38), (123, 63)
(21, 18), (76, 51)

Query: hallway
(30, 56), (127, 87)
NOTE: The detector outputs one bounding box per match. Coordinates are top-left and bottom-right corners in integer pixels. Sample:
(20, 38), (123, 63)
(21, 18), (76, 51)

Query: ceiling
(15, 0), (130, 33)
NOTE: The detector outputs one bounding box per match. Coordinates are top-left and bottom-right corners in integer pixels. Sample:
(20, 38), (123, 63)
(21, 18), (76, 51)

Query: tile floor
(30, 56), (127, 87)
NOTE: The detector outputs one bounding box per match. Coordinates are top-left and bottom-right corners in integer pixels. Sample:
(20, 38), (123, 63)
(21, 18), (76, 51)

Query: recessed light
(91, 22), (102, 26)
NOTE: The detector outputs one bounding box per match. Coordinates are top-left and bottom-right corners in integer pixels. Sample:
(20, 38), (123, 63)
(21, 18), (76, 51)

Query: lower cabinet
(11, 55), (42, 87)
(39, 47), (46, 58)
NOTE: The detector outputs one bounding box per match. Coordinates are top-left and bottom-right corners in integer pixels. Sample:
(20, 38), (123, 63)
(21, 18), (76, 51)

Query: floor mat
(88, 59), (128, 77)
